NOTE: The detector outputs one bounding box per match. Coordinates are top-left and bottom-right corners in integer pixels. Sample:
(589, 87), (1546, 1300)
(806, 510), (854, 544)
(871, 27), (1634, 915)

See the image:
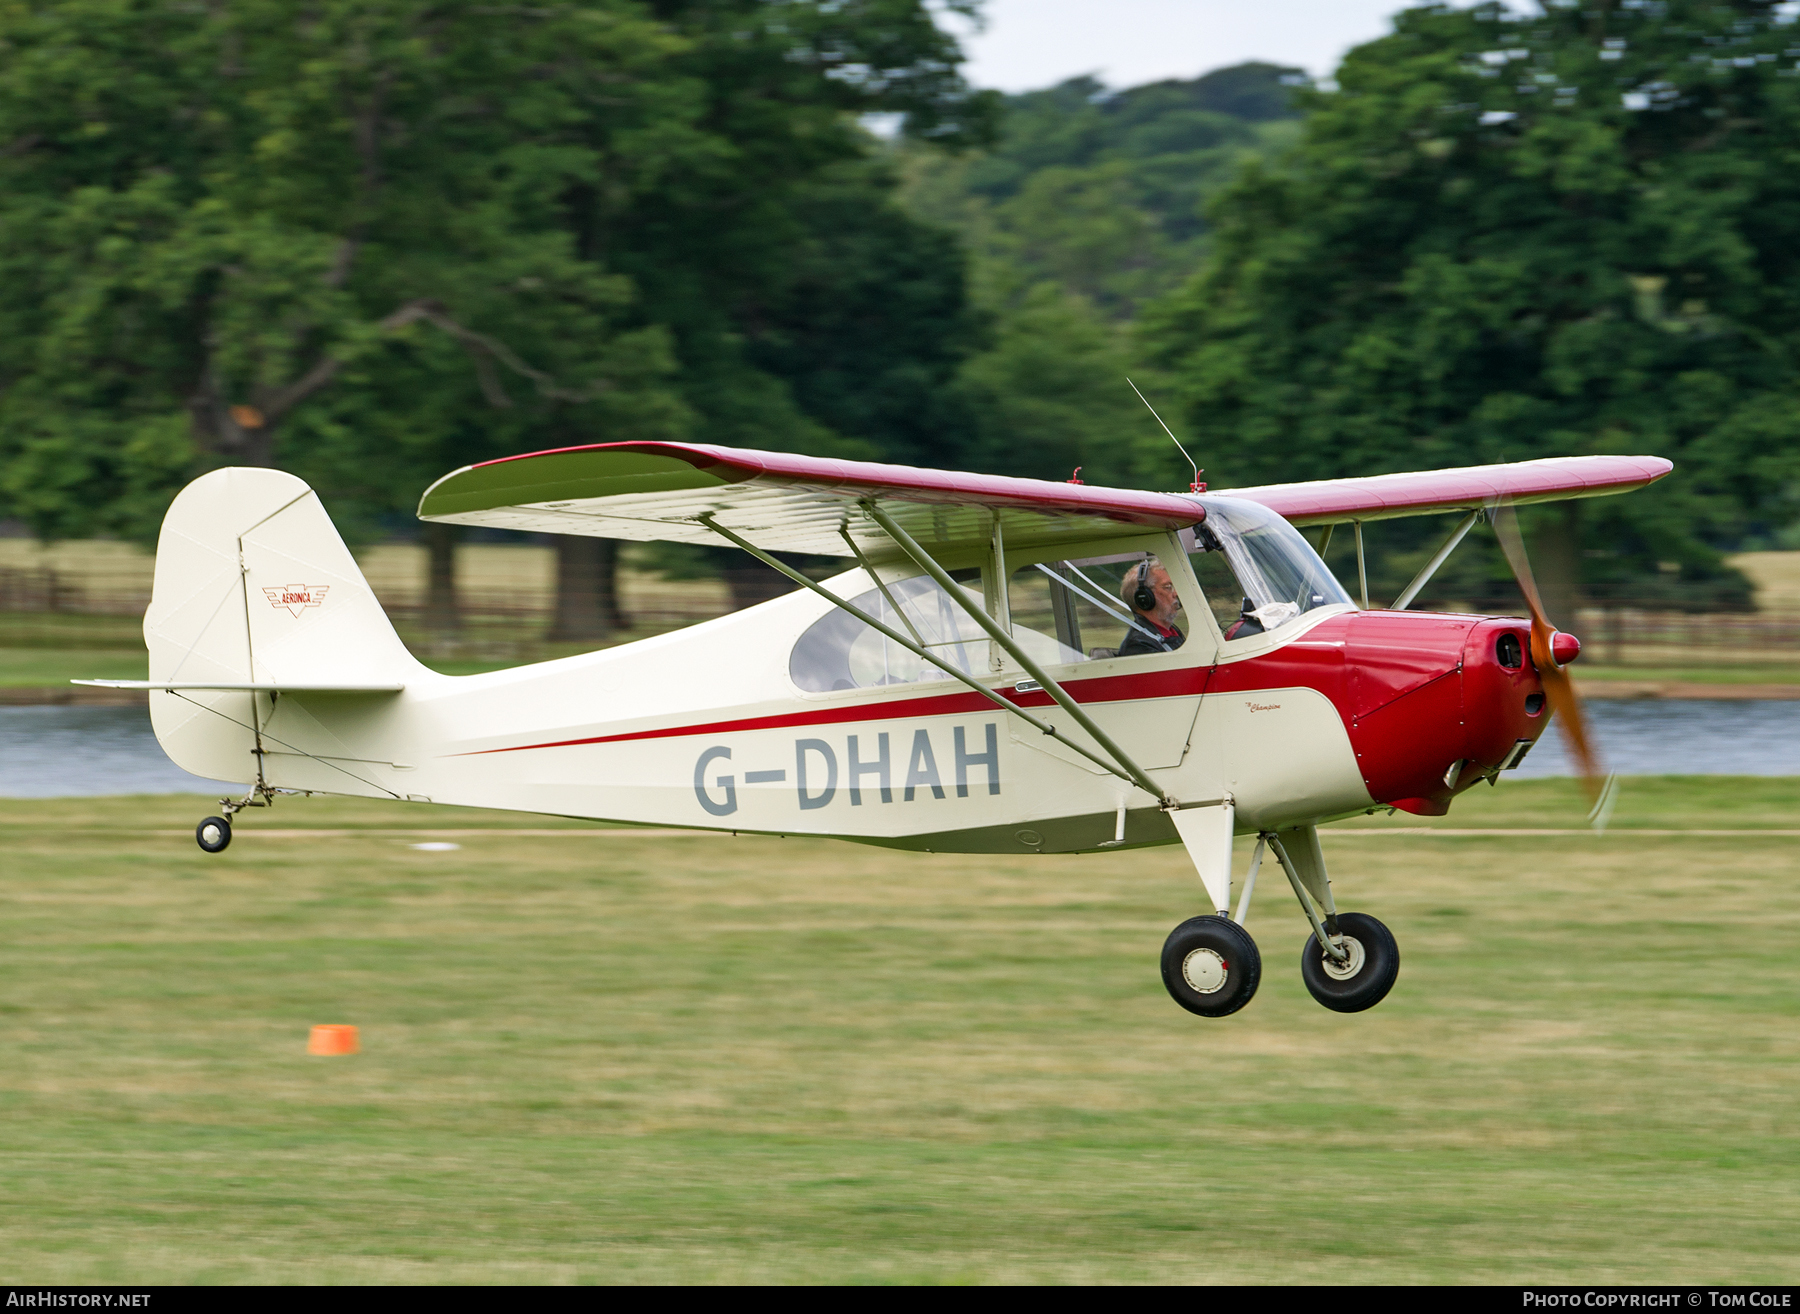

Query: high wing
(417, 441), (1204, 558)
(420, 445), (1673, 554)
(1214, 455), (1673, 526)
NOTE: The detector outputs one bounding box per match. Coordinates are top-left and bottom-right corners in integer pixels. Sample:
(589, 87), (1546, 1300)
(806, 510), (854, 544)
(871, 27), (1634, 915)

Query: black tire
(1299, 911), (1399, 1013)
(1160, 915), (1262, 1018)
(196, 816), (232, 854)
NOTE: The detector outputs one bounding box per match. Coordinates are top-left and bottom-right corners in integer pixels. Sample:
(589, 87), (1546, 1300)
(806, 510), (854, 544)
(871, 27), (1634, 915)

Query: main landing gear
(1161, 819), (1400, 1017)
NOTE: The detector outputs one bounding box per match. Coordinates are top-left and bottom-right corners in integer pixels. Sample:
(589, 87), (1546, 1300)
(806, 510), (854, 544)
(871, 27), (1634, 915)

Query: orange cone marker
(307, 1024), (359, 1055)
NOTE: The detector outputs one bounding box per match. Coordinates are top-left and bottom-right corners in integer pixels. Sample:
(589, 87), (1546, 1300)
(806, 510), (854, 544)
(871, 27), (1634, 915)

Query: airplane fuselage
(155, 577), (1546, 851)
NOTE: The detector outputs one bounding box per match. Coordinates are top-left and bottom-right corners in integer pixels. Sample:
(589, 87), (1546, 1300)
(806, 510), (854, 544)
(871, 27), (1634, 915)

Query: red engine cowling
(1205, 610), (1551, 817)
(1339, 612), (1546, 816)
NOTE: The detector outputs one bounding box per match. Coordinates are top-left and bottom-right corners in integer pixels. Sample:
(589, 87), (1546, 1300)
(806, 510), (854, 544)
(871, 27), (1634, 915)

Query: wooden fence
(6, 559), (1800, 666)
(1570, 607), (1800, 666)
(0, 561), (732, 658)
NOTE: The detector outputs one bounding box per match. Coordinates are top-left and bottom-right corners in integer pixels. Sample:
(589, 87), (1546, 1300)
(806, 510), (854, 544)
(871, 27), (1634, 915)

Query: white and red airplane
(80, 443), (1670, 1017)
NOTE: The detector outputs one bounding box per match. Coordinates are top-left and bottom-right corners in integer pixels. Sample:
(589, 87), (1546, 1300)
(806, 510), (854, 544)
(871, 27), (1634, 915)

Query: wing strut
(1354, 522), (1368, 609)
(837, 524), (926, 648)
(862, 501), (1175, 807)
(1391, 509), (1482, 611)
(694, 514), (1146, 791)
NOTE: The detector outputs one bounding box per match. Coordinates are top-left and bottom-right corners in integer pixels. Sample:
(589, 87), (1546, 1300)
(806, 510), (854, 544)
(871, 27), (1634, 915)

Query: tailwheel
(1300, 911), (1399, 1013)
(195, 816), (232, 854)
(1160, 915), (1262, 1018)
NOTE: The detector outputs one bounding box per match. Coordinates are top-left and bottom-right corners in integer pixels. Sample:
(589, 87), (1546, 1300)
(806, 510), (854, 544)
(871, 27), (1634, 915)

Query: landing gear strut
(1163, 800), (1264, 1016)
(1268, 827), (1400, 1014)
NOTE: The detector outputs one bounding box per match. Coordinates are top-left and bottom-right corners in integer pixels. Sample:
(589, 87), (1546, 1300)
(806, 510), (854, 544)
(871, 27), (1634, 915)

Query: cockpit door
(997, 536), (1212, 773)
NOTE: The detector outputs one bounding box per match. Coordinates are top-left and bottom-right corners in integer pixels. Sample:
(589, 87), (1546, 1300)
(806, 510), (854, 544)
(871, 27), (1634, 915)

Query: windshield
(1184, 496), (1349, 639)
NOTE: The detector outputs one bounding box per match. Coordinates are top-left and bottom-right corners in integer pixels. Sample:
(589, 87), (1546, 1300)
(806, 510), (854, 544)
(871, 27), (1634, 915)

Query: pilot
(1117, 556), (1185, 656)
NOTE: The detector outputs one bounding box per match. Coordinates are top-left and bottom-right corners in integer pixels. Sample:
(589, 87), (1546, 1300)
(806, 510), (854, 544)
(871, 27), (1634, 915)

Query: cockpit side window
(1005, 555), (1180, 662)
(1187, 533), (1259, 636)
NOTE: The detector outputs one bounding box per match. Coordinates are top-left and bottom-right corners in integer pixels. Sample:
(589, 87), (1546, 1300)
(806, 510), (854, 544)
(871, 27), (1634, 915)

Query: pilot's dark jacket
(1118, 618), (1184, 658)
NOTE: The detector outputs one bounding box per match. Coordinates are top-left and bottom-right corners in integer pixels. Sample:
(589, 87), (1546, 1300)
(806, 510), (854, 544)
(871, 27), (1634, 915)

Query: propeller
(1489, 502), (1618, 832)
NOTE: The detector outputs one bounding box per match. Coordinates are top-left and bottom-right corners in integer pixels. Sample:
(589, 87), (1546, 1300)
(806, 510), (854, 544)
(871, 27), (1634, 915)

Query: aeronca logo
(263, 583), (330, 617)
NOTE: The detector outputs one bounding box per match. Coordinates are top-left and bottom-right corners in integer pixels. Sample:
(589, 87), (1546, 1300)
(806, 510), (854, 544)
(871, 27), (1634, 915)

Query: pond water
(1509, 697), (1800, 778)
(1, 706), (242, 799)
(3, 699), (1798, 799)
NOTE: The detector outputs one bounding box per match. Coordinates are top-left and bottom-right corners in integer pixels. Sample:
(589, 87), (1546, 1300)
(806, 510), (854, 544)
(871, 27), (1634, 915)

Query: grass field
(3, 780), (1799, 1283)
(0, 645), (147, 686)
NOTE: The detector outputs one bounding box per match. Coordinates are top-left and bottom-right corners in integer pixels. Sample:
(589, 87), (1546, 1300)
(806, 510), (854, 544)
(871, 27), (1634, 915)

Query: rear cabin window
(789, 571), (990, 693)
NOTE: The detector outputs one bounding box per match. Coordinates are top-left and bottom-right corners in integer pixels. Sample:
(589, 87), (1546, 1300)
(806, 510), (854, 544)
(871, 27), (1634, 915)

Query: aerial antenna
(1126, 377), (1203, 492)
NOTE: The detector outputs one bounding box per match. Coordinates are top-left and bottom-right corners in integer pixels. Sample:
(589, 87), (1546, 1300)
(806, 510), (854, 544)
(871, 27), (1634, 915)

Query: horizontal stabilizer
(72, 680), (404, 693)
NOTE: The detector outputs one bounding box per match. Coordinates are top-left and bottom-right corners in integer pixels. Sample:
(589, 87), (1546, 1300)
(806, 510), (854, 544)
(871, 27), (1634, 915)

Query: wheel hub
(1320, 934), (1366, 981)
(1182, 947), (1229, 994)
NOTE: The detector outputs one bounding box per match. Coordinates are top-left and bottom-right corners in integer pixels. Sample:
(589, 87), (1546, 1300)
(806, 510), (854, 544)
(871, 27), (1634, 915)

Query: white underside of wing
(74, 680), (404, 692)
(421, 480), (1173, 560)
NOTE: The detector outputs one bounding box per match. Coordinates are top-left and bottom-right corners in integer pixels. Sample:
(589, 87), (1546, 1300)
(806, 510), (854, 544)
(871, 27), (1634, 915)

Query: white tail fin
(145, 468), (423, 786)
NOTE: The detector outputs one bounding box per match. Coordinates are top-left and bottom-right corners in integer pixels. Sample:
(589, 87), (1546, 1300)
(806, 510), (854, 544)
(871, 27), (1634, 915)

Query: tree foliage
(0, 0), (700, 541)
(904, 63), (1301, 318)
(590, 0), (996, 472)
(0, 0), (995, 548)
(1145, 0), (1800, 607)
(953, 283), (1144, 484)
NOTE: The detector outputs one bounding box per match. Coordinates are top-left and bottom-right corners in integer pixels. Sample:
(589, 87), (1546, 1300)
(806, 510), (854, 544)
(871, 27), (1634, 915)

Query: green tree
(0, 0), (997, 634)
(582, 1), (997, 608)
(1144, 0), (1800, 612)
(595, 2), (995, 467)
(889, 62), (1305, 507)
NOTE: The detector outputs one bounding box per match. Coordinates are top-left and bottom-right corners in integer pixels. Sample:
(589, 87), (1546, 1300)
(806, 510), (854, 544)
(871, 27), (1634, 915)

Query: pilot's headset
(1131, 555), (1157, 613)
